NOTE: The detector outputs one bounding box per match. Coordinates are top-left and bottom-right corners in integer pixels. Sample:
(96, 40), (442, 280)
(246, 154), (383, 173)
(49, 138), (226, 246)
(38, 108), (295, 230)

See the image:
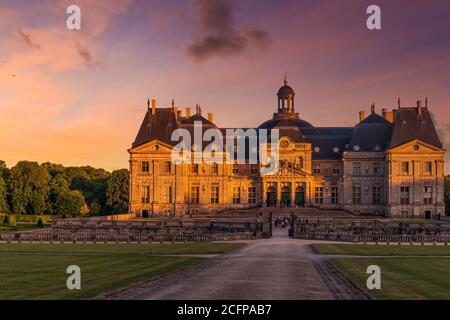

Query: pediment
(267, 160), (310, 177)
(388, 139), (444, 154)
(128, 140), (173, 154)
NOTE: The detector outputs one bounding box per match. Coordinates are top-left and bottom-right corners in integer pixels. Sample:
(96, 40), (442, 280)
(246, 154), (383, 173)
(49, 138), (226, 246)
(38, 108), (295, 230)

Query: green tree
(106, 169), (129, 214)
(48, 175), (70, 215)
(2, 215), (9, 225)
(0, 176), (8, 213)
(54, 190), (86, 217)
(7, 161), (50, 214)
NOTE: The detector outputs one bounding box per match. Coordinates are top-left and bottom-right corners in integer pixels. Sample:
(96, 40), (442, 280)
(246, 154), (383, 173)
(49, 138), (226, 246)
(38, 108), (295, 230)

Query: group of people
(274, 216), (291, 229)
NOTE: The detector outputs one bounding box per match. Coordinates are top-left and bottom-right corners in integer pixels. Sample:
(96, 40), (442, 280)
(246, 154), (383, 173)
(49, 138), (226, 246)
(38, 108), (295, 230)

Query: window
(313, 164), (321, 174)
(192, 164), (199, 174)
(352, 185), (361, 204)
(211, 185), (219, 204)
(141, 161), (150, 173)
(315, 187), (324, 204)
(141, 186), (150, 204)
(212, 163), (219, 175)
(333, 164), (340, 175)
(353, 163), (361, 175)
(164, 185), (172, 203)
(163, 161), (172, 174)
(424, 161), (432, 175)
(232, 187), (241, 204)
(424, 186), (433, 205)
(298, 157), (304, 168)
(373, 163), (382, 175)
(401, 162), (409, 175)
(251, 164), (258, 175)
(331, 186), (339, 204)
(372, 186), (382, 204)
(191, 186), (199, 204)
(248, 185), (257, 204)
(400, 186), (410, 205)
(232, 164), (239, 175)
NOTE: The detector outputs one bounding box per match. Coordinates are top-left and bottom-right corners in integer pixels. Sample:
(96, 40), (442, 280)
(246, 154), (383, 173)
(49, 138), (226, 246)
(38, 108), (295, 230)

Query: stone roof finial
(398, 97), (401, 109)
(147, 98), (150, 109)
(425, 97), (429, 108)
(171, 98), (175, 108)
(284, 70), (288, 85)
(371, 103), (375, 114)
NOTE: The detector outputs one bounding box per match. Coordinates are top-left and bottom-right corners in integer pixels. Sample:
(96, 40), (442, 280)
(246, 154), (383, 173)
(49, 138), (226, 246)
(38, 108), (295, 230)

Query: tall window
(352, 185), (361, 204)
(163, 161), (172, 174)
(232, 164), (239, 175)
(331, 186), (339, 204)
(313, 164), (321, 174)
(373, 163), (382, 175)
(212, 163), (219, 175)
(298, 157), (304, 169)
(232, 187), (241, 204)
(401, 162), (409, 175)
(141, 161), (150, 173)
(251, 164), (258, 175)
(192, 164), (199, 174)
(424, 186), (433, 205)
(424, 161), (432, 175)
(211, 185), (219, 204)
(164, 185), (172, 203)
(400, 186), (410, 205)
(353, 163), (361, 175)
(315, 187), (324, 204)
(332, 164), (340, 175)
(248, 185), (257, 204)
(191, 186), (199, 204)
(372, 185), (382, 204)
(141, 186), (150, 204)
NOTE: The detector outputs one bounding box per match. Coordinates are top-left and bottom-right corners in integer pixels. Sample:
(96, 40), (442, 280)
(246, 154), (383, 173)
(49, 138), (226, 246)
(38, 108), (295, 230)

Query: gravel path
(100, 230), (370, 300)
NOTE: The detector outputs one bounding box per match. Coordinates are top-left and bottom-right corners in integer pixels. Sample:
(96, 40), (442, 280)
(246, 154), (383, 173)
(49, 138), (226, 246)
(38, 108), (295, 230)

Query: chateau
(128, 78), (445, 218)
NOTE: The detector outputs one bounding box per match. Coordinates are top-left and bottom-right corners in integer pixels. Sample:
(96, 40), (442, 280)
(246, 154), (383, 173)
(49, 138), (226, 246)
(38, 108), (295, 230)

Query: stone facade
(128, 79), (445, 218)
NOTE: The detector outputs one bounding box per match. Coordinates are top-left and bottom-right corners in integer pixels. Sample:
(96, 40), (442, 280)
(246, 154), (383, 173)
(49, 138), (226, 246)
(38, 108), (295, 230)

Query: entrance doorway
(425, 211), (432, 219)
(266, 186), (277, 207)
(281, 186), (291, 207)
(295, 186), (305, 207)
(142, 210), (149, 218)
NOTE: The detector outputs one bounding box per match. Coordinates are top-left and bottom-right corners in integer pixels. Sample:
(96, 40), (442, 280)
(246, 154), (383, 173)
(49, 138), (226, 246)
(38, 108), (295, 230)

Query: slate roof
(131, 105), (443, 158)
(390, 107), (442, 149)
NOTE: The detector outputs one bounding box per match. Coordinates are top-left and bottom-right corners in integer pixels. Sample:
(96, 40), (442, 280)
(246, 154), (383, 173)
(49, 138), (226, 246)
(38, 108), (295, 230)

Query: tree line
(0, 160), (129, 217)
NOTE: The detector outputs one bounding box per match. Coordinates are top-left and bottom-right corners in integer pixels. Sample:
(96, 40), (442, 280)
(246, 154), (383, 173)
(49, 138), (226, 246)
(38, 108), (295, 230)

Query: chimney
(371, 103), (375, 114)
(417, 100), (423, 114)
(151, 99), (156, 115)
(382, 108), (394, 123)
(207, 113), (213, 122)
(359, 111), (365, 123)
(186, 107), (191, 118)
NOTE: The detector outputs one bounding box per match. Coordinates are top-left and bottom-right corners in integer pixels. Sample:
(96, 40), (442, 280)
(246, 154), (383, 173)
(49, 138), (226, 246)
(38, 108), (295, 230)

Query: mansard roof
(349, 112), (393, 152)
(302, 127), (353, 160)
(132, 108), (178, 148)
(390, 107), (442, 149)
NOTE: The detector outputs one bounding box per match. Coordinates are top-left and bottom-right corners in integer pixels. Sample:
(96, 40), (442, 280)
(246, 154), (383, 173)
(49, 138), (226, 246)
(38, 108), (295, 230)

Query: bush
(3, 215), (9, 225)
(37, 218), (44, 228)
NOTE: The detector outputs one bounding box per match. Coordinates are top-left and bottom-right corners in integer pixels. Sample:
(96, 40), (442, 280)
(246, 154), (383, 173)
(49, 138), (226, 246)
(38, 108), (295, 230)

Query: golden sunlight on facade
(128, 78), (445, 218)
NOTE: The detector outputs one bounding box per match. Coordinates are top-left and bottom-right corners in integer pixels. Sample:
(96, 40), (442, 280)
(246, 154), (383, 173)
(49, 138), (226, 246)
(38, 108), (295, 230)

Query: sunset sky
(1, 0), (450, 172)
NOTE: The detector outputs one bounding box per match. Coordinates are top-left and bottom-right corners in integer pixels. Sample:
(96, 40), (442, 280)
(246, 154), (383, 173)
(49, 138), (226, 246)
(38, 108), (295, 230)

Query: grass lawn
(0, 243), (242, 300)
(331, 257), (450, 300)
(313, 243), (450, 299)
(313, 243), (450, 256)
